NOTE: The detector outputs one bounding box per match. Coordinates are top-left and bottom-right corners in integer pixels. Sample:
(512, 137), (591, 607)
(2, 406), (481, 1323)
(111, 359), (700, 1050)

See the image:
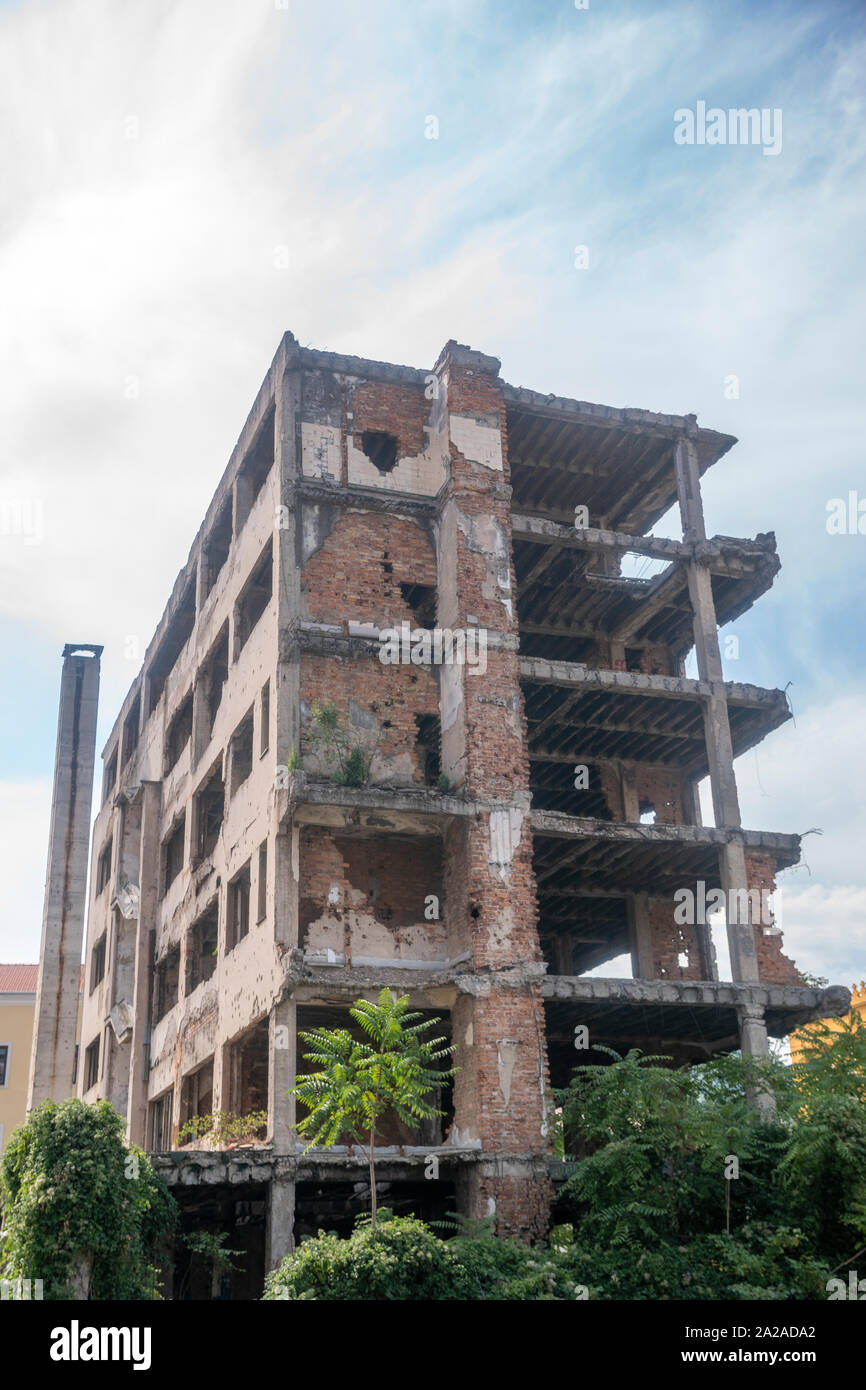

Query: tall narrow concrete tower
(28, 644), (102, 1109)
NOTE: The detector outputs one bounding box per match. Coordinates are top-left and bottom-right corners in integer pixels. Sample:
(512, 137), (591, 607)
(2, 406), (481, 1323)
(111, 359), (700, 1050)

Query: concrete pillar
(126, 780), (161, 1147)
(275, 339), (303, 771)
(674, 439), (755, 989)
(737, 1003), (775, 1117)
(627, 892), (655, 979)
(29, 645), (102, 1109)
(268, 994), (296, 1153)
(720, 838), (760, 984)
(620, 763), (640, 822)
(266, 1175), (295, 1270)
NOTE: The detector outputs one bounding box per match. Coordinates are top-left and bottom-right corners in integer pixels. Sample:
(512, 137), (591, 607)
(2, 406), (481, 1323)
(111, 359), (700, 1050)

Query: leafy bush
(0, 1098), (175, 1300)
(176, 1110), (268, 1147)
(263, 1213), (474, 1301)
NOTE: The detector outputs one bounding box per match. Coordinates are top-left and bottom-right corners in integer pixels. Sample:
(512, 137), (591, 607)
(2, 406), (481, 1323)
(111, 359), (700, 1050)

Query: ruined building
(66, 335), (848, 1295)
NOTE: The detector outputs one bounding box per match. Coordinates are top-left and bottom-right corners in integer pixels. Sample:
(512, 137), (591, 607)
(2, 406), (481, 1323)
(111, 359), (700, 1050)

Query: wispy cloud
(1, 0), (864, 974)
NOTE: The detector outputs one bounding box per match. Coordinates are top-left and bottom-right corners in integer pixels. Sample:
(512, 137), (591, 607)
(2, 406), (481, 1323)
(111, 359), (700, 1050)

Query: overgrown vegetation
(269, 1016), (866, 1300)
(291, 989), (456, 1226)
(0, 1099), (175, 1300)
(176, 1110), (268, 1147)
(307, 700), (381, 786)
(264, 1212), (473, 1300)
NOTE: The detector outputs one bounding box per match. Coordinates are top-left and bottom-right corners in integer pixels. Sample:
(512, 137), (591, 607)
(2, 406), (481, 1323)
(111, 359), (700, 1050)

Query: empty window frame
(227, 1019), (269, 1120)
(195, 763), (224, 862)
(230, 710), (254, 794)
(163, 816), (186, 893)
(226, 863), (251, 951)
(235, 408), (275, 533)
(202, 497), (232, 600)
(148, 1088), (173, 1151)
(260, 680), (270, 757)
(203, 625), (229, 738)
(102, 748), (118, 805)
(147, 578), (196, 715)
(179, 1057), (214, 1133)
(186, 903), (219, 992)
(164, 691), (193, 774)
(83, 1037), (100, 1092)
(235, 541), (272, 655)
(257, 841), (268, 923)
(95, 837), (113, 896)
(154, 946), (180, 1023)
(90, 934), (107, 991)
(122, 695), (140, 765)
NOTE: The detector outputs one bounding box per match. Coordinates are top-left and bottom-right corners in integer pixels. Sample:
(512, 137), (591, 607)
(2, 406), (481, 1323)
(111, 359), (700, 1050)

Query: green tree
(0, 1098), (176, 1299)
(552, 1015), (866, 1298)
(780, 1013), (866, 1260)
(290, 989), (456, 1226)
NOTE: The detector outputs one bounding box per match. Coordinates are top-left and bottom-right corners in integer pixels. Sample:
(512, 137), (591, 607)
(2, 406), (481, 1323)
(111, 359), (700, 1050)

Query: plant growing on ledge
(307, 700), (380, 787)
(290, 989), (457, 1227)
(176, 1110), (268, 1148)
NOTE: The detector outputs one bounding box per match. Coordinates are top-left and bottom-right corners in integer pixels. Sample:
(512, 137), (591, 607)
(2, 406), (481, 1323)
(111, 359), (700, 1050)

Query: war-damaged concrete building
(74, 333), (849, 1296)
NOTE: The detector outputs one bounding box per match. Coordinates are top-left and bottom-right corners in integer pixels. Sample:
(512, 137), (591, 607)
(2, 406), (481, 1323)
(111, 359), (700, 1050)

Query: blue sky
(0, 0), (864, 983)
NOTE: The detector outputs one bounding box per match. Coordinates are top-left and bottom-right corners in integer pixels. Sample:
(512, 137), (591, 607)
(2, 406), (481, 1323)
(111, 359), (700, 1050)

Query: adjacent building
(1, 964), (83, 1154)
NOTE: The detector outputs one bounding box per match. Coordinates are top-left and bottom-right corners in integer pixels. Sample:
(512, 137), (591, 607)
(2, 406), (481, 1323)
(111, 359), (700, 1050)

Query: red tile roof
(0, 963), (40, 992)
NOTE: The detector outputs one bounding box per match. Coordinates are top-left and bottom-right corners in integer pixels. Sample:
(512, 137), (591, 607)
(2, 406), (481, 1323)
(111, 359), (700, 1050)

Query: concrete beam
(519, 657), (789, 714)
(529, 810), (800, 860)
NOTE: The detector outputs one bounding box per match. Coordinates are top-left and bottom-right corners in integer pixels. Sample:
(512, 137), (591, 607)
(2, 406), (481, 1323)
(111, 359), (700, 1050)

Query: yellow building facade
(0, 965), (39, 1154)
(0, 964), (83, 1153)
(790, 980), (866, 1064)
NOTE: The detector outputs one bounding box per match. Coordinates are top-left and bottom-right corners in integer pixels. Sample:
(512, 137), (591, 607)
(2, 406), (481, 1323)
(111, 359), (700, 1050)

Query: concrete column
(266, 1175), (295, 1270)
(620, 763), (640, 822)
(269, 346), (304, 1235)
(627, 892), (655, 979)
(126, 780), (161, 1147)
(737, 1003), (775, 1117)
(29, 645), (102, 1109)
(268, 994), (296, 1153)
(275, 339), (303, 771)
(674, 438), (755, 988)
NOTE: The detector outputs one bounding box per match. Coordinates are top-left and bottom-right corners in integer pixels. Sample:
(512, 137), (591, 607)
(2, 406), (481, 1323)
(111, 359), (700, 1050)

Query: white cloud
(0, 779), (51, 961)
(1, 0), (863, 984)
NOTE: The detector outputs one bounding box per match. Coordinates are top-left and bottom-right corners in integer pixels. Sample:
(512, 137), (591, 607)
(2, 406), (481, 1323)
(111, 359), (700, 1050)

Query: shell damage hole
(362, 430), (398, 473)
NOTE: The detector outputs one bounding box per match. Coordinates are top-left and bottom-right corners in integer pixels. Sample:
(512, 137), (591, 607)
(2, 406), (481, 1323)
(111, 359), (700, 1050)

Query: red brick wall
(298, 825), (446, 959)
(302, 512), (436, 628)
(634, 764), (685, 824)
(471, 1174), (553, 1244)
(348, 378), (429, 460)
(746, 850), (801, 984)
(648, 896), (705, 980)
(299, 651), (439, 785)
(435, 345), (553, 1241)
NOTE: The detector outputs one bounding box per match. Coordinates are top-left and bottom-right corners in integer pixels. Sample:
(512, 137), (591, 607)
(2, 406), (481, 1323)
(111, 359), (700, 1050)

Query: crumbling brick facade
(67, 332), (850, 1296)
